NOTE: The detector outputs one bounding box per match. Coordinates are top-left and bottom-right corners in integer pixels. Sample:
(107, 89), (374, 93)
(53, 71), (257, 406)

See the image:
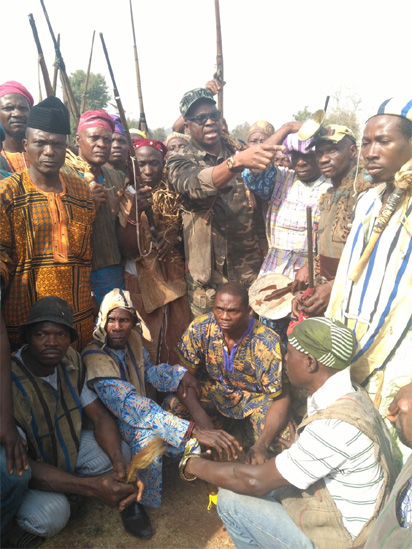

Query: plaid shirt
(244, 165), (331, 279)
(167, 138), (263, 285)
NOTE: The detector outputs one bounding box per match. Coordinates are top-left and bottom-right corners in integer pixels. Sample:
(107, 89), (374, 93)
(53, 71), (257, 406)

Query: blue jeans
(0, 445), (31, 537)
(217, 489), (317, 549)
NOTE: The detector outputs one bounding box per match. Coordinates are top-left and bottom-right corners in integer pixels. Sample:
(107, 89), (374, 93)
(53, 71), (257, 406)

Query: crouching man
(82, 289), (240, 536)
(180, 318), (396, 549)
(7, 297), (145, 546)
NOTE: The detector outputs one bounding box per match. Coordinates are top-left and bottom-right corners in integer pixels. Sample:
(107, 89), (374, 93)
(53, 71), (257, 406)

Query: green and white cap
(288, 317), (356, 370)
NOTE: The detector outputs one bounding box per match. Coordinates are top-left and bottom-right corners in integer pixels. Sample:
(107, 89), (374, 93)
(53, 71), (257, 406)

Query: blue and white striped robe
(327, 183), (412, 463)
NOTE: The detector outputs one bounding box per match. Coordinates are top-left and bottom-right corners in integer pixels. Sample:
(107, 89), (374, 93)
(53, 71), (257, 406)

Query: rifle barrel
(39, 0), (80, 119)
(80, 30), (96, 114)
(129, 0), (148, 134)
(28, 13), (54, 97)
(306, 206), (314, 288)
(214, 0), (224, 116)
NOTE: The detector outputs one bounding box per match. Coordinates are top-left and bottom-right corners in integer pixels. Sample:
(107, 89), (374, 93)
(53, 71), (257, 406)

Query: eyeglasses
(186, 110), (222, 126)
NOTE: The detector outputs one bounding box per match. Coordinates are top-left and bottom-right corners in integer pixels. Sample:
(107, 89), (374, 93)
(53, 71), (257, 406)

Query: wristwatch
(226, 156), (237, 172)
(226, 155), (243, 173)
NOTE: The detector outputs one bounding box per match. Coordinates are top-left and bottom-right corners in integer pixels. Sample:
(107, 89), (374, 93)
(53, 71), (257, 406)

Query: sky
(2, 0), (411, 133)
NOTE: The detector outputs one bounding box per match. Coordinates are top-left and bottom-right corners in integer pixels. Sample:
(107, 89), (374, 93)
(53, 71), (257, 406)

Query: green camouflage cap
(288, 317), (356, 370)
(179, 88), (216, 118)
(307, 124), (356, 149)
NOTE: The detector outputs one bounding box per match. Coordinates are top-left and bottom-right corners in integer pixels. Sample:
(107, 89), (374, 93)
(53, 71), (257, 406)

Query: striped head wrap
(93, 288), (151, 345)
(282, 132), (315, 156)
(371, 97), (412, 122)
(110, 114), (125, 136)
(288, 317), (356, 370)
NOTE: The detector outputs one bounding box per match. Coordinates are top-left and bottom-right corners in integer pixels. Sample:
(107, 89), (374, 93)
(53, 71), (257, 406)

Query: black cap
(19, 296), (78, 343)
(27, 96), (71, 135)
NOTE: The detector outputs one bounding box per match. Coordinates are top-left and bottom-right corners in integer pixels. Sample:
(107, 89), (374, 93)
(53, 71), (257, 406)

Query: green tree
(231, 122), (251, 143)
(69, 70), (110, 111)
(293, 91), (362, 140)
(151, 128), (167, 141)
(324, 90), (362, 139)
(67, 70), (111, 138)
(293, 106), (312, 122)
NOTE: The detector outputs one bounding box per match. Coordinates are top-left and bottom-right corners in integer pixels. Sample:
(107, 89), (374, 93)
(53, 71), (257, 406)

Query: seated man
(180, 318), (396, 549)
(7, 297), (146, 546)
(365, 382), (412, 548)
(165, 282), (290, 464)
(82, 289), (239, 521)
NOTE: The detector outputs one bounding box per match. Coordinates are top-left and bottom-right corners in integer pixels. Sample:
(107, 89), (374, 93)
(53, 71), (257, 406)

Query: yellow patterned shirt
(177, 313), (286, 418)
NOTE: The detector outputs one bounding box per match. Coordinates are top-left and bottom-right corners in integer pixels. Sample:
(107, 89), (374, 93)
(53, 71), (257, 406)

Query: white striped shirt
(276, 369), (383, 539)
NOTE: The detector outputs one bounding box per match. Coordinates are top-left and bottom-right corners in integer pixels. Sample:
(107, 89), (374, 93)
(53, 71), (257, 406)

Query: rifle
(28, 13), (54, 97)
(99, 33), (158, 243)
(306, 206), (314, 289)
(52, 34), (60, 95)
(39, 0), (80, 120)
(80, 30), (96, 114)
(214, 0), (224, 117)
(129, 0), (148, 135)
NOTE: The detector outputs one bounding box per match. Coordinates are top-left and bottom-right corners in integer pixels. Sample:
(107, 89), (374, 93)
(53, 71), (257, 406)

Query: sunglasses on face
(186, 110), (222, 126)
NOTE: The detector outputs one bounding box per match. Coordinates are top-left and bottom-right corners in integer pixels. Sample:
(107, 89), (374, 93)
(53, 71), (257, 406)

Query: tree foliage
(69, 70), (110, 111)
(150, 128), (167, 141)
(293, 90), (362, 139)
(126, 119), (167, 141)
(231, 122), (251, 143)
(293, 106), (312, 122)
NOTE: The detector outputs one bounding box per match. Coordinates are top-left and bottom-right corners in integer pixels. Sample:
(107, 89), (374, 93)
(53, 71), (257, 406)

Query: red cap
(134, 138), (168, 158)
(77, 110), (115, 133)
(0, 81), (34, 107)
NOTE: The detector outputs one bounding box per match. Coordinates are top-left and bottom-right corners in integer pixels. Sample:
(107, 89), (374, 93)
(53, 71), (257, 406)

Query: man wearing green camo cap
(167, 87), (282, 317)
(179, 88), (216, 118)
(292, 121), (373, 316)
(178, 316), (395, 548)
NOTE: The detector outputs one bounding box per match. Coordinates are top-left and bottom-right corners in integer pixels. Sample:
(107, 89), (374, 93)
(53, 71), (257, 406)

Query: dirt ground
(41, 457), (235, 549)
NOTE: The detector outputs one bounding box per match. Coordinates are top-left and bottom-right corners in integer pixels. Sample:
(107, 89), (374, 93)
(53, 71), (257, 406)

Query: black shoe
(120, 502), (153, 539)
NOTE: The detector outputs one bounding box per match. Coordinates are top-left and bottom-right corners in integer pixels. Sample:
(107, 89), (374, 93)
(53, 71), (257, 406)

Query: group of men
(0, 76), (411, 549)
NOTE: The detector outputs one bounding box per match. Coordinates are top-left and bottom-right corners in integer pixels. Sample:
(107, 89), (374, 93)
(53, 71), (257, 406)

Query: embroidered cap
(27, 96), (71, 135)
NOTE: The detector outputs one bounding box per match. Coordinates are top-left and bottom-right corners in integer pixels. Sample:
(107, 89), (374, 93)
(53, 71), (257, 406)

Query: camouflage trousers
(185, 270), (228, 318)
